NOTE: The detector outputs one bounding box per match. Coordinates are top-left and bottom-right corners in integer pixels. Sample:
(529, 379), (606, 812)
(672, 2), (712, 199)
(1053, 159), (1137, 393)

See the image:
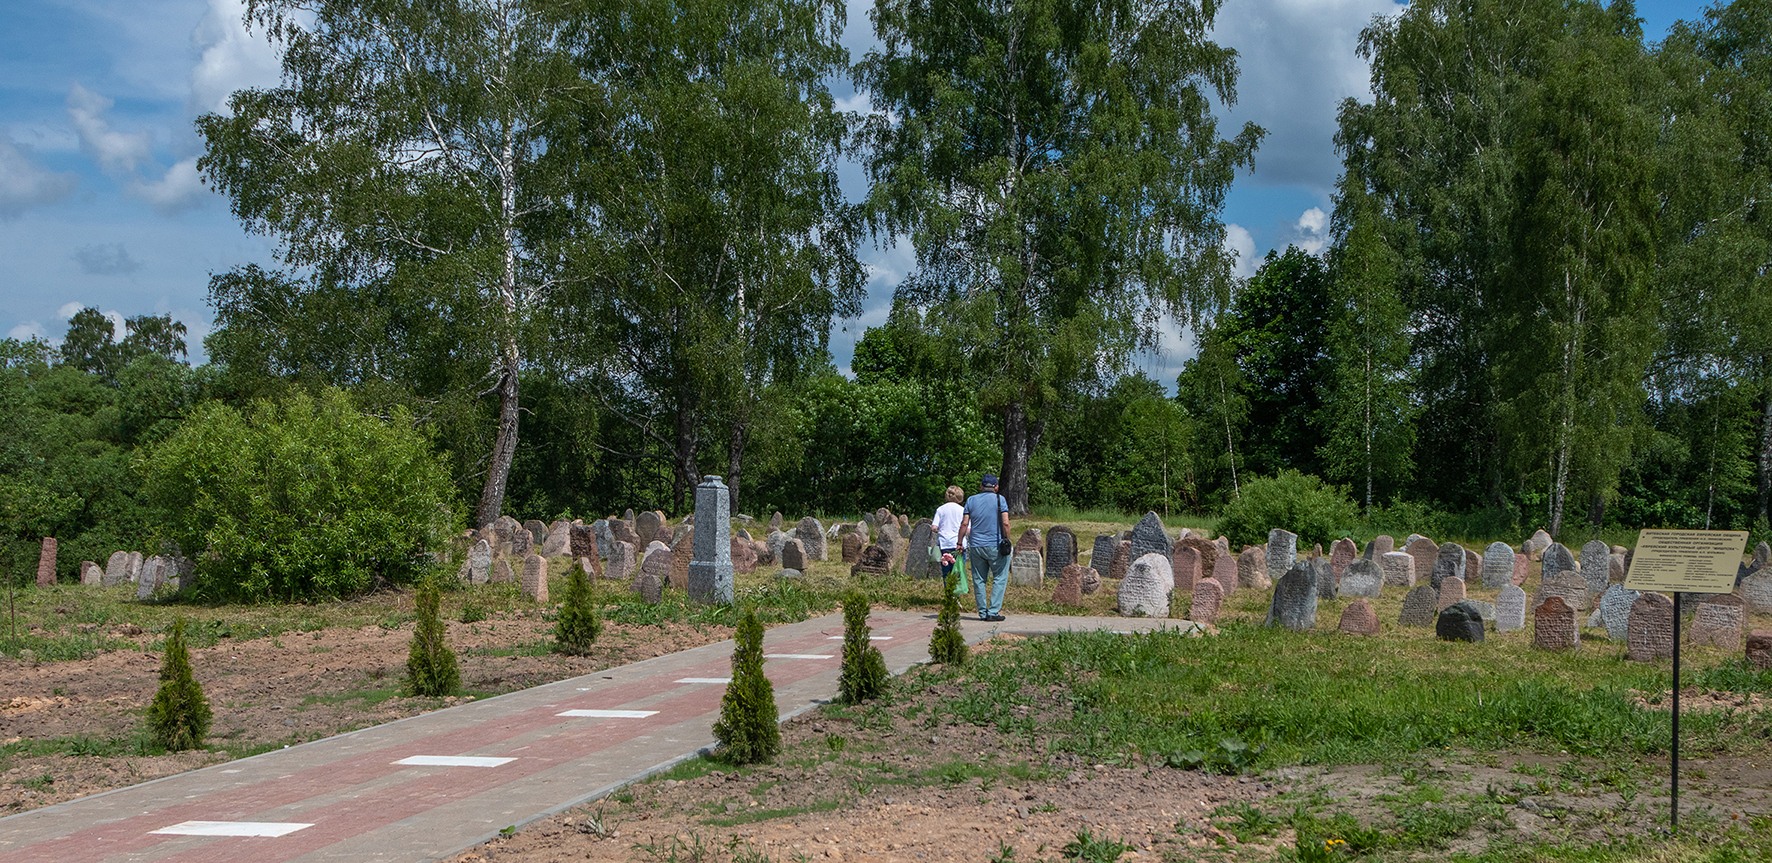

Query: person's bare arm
(958, 513), (971, 547)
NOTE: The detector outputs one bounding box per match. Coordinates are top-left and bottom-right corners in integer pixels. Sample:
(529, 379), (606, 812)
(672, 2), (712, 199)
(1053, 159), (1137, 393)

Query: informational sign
(1624, 529), (1749, 593)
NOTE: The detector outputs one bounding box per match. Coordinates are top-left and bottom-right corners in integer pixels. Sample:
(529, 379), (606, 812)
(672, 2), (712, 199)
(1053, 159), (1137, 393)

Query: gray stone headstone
(1525, 529), (1553, 559)
(466, 539), (493, 584)
(1367, 535), (1395, 559)
(905, 519), (938, 579)
(606, 540), (635, 583)
(780, 538), (808, 572)
(688, 476), (734, 605)
(638, 541), (672, 592)
(1340, 559), (1383, 598)
(635, 570), (662, 604)
(1692, 594), (1745, 649)
(1436, 575), (1466, 610)
(1045, 527), (1077, 583)
(1581, 540), (1612, 595)
(1313, 557), (1338, 601)
(1238, 546), (1269, 590)
(1089, 534), (1117, 575)
(1536, 572), (1590, 613)
(1190, 577), (1225, 625)
(636, 511), (664, 547)
(1436, 601), (1485, 643)
(1130, 512), (1170, 561)
(1398, 585), (1438, 628)
(1431, 542), (1465, 590)
(1740, 571), (1772, 614)
(1597, 584), (1640, 641)
(875, 522), (902, 565)
(1266, 529), (1297, 586)
(1010, 550), (1043, 586)
(1117, 552), (1174, 617)
(136, 556), (169, 600)
(103, 550), (130, 587)
(1754, 541), (1771, 569)
(795, 516), (827, 561)
(1627, 593), (1675, 662)
(1495, 584), (1528, 632)
(1379, 551), (1416, 588)
(490, 558), (515, 584)
(1404, 537), (1438, 587)
(541, 521), (572, 557)
(1542, 542), (1578, 583)
(1264, 561), (1317, 632)
(591, 519), (615, 559)
(1211, 554), (1239, 596)
(1482, 542), (1515, 589)
(80, 560), (103, 587)
(524, 519), (548, 546)
(521, 554), (549, 602)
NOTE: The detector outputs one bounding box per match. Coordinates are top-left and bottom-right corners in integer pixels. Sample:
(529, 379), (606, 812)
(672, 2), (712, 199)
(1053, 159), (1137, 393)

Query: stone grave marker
(1266, 529), (1298, 586)
(1626, 593), (1675, 662)
(610, 518), (641, 551)
(1740, 570), (1772, 614)
(1755, 541), (1771, 569)
(1313, 557), (1338, 601)
(635, 570), (662, 604)
(1117, 553), (1174, 617)
(136, 556), (168, 599)
(1015, 528), (1043, 554)
(1045, 527), (1077, 582)
(103, 551), (130, 587)
(1465, 548), (1482, 583)
(638, 541), (671, 592)
(1436, 602), (1485, 642)
(769, 511), (784, 532)
(81, 561), (102, 586)
(689, 477), (734, 605)
(1608, 553), (1627, 583)
(1525, 529), (1553, 559)
(1748, 631), (1772, 670)
(521, 554), (549, 602)
(1178, 537), (1219, 588)
(841, 532), (862, 564)
(1109, 540), (1133, 580)
(523, 519), (547, 546)
(1534, 597), (1580, 650)
(1513, 552), (1530, 585)
(1691, 593), (1744, 649)
(1081, 566), (1102, 595)
(779, 538), (809, 573)
(1191, 577), (1225, 625)
(541, 522), (571, 557)
(1379, 551), (1416, 589)
(1536, 572), (1590, 613)
(591, 519), (615, 559)
(1496, 584), (1528, 632)
(852, 544), (891, 576)
(1431, 542), (1466, 590)
(1171, 544), (1200, 595)
(36, 537), (57, 587)
(1398, 585), (1438, 628)
(1010, 550), (1043, 586)
(1338, 599), (1379, 636)
(795, 517), (827, 561)
(875, 522), (902, 566)
(1265, 561), (1318, 631)
(1437, 575), (1467, 610)
(606, 541), (635, 583)
(636, 511), (663, 547)
(463, 539), (493, 584)
(1238, 545), (1270, 590)
(1330, 538), (1358, 579)
(1340, 559), (1383, 598)
(570, 524), (601, 570)
(1130, 513), (1170, 561)
(1366, 535), (1396, 559)
(1052, 564), (1085, 606)
(669, 529), (693, 590)
(1481, 542), (1515, 589)
(1211, 554), (1240, 596)
(1581, 540), (1612, 595)
(906, 519), (938, 580)
(490, 558), (515, 585)
(1542, 542), (1578, 583)
(1405, 537), (1439, 587)
(1598, 584), (1640, 641)
(1089, 534), (1116, 575)
(730, 536), (758, 574)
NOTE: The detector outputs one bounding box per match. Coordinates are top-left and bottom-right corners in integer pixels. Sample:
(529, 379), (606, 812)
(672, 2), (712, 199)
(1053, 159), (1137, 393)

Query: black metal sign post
(1671, 590), (1680, 833)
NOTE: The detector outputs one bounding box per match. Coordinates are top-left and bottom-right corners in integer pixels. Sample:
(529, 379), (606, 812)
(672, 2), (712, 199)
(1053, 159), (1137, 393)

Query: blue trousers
(965, 545), (1009, 618)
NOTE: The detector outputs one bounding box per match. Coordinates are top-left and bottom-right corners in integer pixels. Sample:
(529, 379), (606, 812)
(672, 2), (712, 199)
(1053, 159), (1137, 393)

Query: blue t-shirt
(962, 492), (1008, 547)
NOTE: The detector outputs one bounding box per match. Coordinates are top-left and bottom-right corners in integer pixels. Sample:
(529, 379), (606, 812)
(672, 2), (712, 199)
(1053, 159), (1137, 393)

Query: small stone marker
(1045, 527), (1077, 582)
(1179, 537), (1219, 589)
(906, 519), (938, 580)
(635, 511), (663, 547)
(1015, 528), (1043, 554)
(1052, 564), (1086, 606)
(1379, 551), (1416, 589)
(875, 522), (902, 565)
(1238, 545), (1270, 590)
(639, 542), (671, 592)
(490, 558), (515, 584)
(1608, 553), (1627, 583)
(465, 540), (493, 584)
(1398, 585), (1438, 628)
(607, 540), (635, 583)
(729, 535), (758, 574)
(1313, 557), (1338, 601)
(1537, 571), (1590, 612)
(1431, 542), (1466, 590)
(852, 544), (891, 576)
(1081, 566), (1102, 595)
(1437, 575), (1467, 611)
(765, 530), (793, 564)
(1340, 559), (1383, 598)
(36, 537), (57, 587)
(104, 551), (130, 587)
(541, 522), (571, 557)
(1581, 540), (1612, 595)
(1405, 537), (1439, 587)
(569, 524), (601, 573)
(1338, 599), (1379, 636)
(1329, 538), (1358, 579)
(1740, 571), (1772, 614)
(520, 554), (549, 602)
(1626, 593), (1675, 662)
(1366, 535), (1395, 559)
(136, 556), (167, 599)
(1170, 544), (1200, 595)
(635, 570), (662, 604)
(795, 516), (827, 561)
(1525, 529), (1553, 559)
(1598, 584), (1640, 641)
(1109, 540), (1132, 581)
(80, 561), (102, 586)
(1264, 561), (1317, 631)
(1480, 542), (1514, 589)
(1495, 584), (1527, 632)
(1211, 554), (1240, 596)
(1118, 552), (1174, 617)
(1691, 594), (1745, 649)
(1747, 631), (1772, 670)
(523, 519), (547, 546)
(670, 529), (693, 591)
(1756, 541), (1771, 569)
(1130, 512), (1170, 561)
(1534, 597), (1579, 650)
(1010, 550), (1043, 586)
(769, 511), (783, 532)
(841, 532), (862, 563)
(1436, 601), (1485, 642)
(780, 538), (808, 572)
(1089, 534), (1116, 575)
(1190, 577), (1224, 624)
(1541, 542), (1578, 583)
(1266, 529), (1297, 586)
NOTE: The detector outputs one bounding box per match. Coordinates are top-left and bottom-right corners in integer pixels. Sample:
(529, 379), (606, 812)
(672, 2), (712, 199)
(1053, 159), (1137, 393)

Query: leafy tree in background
(859, 0), (1261, 515)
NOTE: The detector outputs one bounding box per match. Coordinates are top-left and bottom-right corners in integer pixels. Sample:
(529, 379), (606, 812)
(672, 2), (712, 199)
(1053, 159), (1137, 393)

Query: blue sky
(0, 0), (1714, 380)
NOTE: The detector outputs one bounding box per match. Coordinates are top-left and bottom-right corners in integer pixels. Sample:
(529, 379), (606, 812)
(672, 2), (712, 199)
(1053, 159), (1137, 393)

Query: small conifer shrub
(406, 580), (460, 696)
(553, 566), (602, 655)
(929, 570), (969, 665)
(713, 605), (780, 763)
(837, 590), (889, 704)
(146, 617), (212, 751)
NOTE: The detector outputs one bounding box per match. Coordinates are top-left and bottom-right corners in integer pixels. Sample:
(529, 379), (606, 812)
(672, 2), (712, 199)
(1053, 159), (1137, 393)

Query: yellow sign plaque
(1623, 529), (1749, 593)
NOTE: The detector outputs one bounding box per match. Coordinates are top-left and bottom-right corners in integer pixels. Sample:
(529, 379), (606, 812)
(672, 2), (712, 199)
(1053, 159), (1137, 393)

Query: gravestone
(1211, 554), (1240, 596)
(1191, 577), (1224, 625)
(906, 519), (938, 580)
(623, 508), (636, 523)
(1525, 529), (1553, 559)
(103, 551), (130, 587)
(610, 519), (641, 552)
(591, 519), (615, 560)
(1740, 571), (1772, 614)
(689, 477), (735, 605)
(1338, 599), (1379, 636)
(1010, 550), (1043, 586)
(1755, 541), (1771, 569)
(1437, 575), (1467, 611)
(1580, 540), (1612, 596)
(1045, 527), (1078, 583)
(1238, 545), (1270, 590)
(852, 544), (891, 576)
(1117, 552), (1174, 617)
(841, 532), (862, 564)
(769, 511), (783, 532)
(765, 530), (793, 564)
(780, 538), (809, 572)
(1747, 631), (1772, 670)
(1330, 538), (1359, 579)
(606, 540), (635, 583)
(502, 516), (533, 557)
(464, 539), (493, 584)
(1178, 537), (1220, 588)
(80, 561), (102, 586)
(1534, 597), (1580, 650)
(541, 521), (572, 557)
(1398, 585), (1439, 628)
(1431, 542), (1466, 590)
(520, 554), (549, 602)
(1313, 557), (1338, 601)
(1466, 548), (1482, 583)
(639, 542), (672, 592)
(524, 519), (548, 546)
(795, 517), (827, 561)
(1016, 528), (1043, 554)
(1081, 566), (1102, 595)
(1130, 513), (1171, 561)
(36, 537), (57, 587)
(730, 536), (758, 574)
(1608, 553), (1627, 584)
(1366, 535), (1395, 559)
(1052, 564), (1086, 606)
(1513, 552), (1530, 585)
(775, 568), (802, 580)
(1598, 584), (1640, 641)
(1340, 559), (1383, 598)
(1481, 542), (1515, 589)
(125, 551), (143, 583)
(635, 570), (662, 605)
(136, 556), (169, 599)
(1496, 584), (1528, 632)
(1541, 542), (1578, 584)
(1405, 537), (1439, 587)
(1379, 552), (1416, 589)
(636, 511), (663, 547)
(1436, 602), (1486, 643)
(1264, 561), (1318, 631)
(875, 522), (902, 566)
(1691, 593), (1745, 649)
(1266, 529), (1298, 586)
(1089, 534), (1117, 575)
(490, 558), (515, 584)
(1536, 572), (1590, 613)
(570, 524), (601, 570)
(1626, 593), (1675, 662)
(1170, 544), (1200, 595)
(1110, 541), (1133, 581)
(669, 529), (693, 591)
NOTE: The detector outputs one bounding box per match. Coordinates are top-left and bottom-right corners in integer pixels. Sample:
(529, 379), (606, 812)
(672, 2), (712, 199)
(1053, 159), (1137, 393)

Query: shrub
(713, 605), (780, 764)
(1215, 470), (1359, 549)
(146, 618), (211, 751)
(837, 590), (889, 704)
(139, 388), (456, 601)
(553, 566), (601, 655)
(406, 581), (460, 697)
(928, 571), (968, 666)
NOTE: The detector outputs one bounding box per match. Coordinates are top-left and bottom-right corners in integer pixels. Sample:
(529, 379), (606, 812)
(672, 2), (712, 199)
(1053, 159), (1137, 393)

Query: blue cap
(981, 473), (998, 487)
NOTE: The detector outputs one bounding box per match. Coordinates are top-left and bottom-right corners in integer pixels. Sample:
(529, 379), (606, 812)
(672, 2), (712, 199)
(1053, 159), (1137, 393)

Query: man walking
(957, 473), (1011, 622)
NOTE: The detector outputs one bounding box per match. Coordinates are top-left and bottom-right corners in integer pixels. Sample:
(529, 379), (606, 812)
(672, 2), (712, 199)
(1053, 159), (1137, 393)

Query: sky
(0, 0), (1714, 383)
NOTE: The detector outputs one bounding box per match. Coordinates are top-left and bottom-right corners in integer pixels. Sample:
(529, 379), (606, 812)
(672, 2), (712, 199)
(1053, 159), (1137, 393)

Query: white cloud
(0, 133), (77, 217)
(67, 83), (153, 175)
(1223, 223), (1257, 279)
(73, 242), (143, 275)
(1293, 206), (1328, 255)
(190, 0), (283, 115)
(129, 157), (208, 212)
(7, 321), (48, 342)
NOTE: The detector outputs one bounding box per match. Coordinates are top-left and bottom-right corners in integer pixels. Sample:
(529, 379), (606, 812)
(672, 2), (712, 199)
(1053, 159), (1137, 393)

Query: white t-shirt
(932, 502), (965, 549)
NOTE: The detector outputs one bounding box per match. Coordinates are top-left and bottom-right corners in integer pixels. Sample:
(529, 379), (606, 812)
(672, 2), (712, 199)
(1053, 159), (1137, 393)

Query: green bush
(139, 388), (456, 601)
(713, 605), (780, 764)
(1215, 470), (1359, 549)
(146, 618), (211, 751)
(553, 566), (601, 655)
(837, 590), (889, 704)
(406, 581), (460, 696)
(928, 571), (968, 666)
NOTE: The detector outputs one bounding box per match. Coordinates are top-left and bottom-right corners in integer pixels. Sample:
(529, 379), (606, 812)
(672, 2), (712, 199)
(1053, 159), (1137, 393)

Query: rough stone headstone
(1365, 535), (1395, 560)
(1534, 597), (1580, 650)
(1081, 566), (1102, 595)
(103, 551), (130, 587)
(764, 529), (792, 564)
(852, 544), (891, 576)
(875, 522), (902, 567)
(135, 556), (169, 599)
(605, 540), (635, 583)
(1266, 529), (1298, 586)
(1311, 557), (1337, 601)
(768, 511), (783, 532)
(1525, 529), (1553, 559)
(1580, 540), (1612, 595)
(780, 538), (808, 572)
(1691, 593), (1745, 649)
(1089, 534), (1117, 575)
(1741, 570), (1772, 614)
(1170, 544), (1200, 596)
(669, 529), (693, 591)
(1436, 602), (1486, 643)
(1338, 599), (1379, 636)
(638, 541), (672, 592)
(570, 524), (601, 569)
(1431, 542), (1466, 590)
(841, 532), (862, 564)
(687, 477), (734, 605)
(1330, 538), (1358, 579)
(488, 558), (514, 584)
(1597, 584), (1640, 641)
(1398, 585), (1438, 628)
(1482, 542), (1515, 589)
(1496, 584), (1528, 632)
(1190, 577), (1224, 625)
(635, 511), (663, 547)
(1747, 631), (1772, 670)
(1608, 553), (1627, 584)
(1264, 561), (1317, 631)
(590, 519), (615, 560)
(1405, 537), (1439, 587)
(1211, 554), (1240, 597)
(795, 517), (827, 561)
(729, 536), (758, 574)
(1340, 558), (1383, 598)
(635, 569), (662, 604)
(463, 539), (493, 584)
(1178, 538), (1219, 589)
(906, 519), (938, 580)
(125, 551), (143, 583)
(1542, 542), (1578, 583)
(1117, 552), (1174, 617)
(1379, 552), (1416, 589)
(520, 554), (549, 602)
(1052, 564), (1086, 606)
(1130, 513), (1170, 561)
(1010, 550), (1043, 586)
(1627, 593), (1675, 662)
(540, 521), (571, 557)
(1536, 572), (1590, 613)
(1437, 575), (1467, 610)
(1109, 540), (1133, 581)
(1238, 546), (1270, 590)
(1015, 528), (1043, 554)
(523, 519), (548, 546)
(80, 560), (102, 587)
(610, 519), (641, 553)
(35, 537), (57, 587)
(1755, 541), (1771, 569)
(1513, 552), (1530, 585)
(1045, 527), (1077, 583)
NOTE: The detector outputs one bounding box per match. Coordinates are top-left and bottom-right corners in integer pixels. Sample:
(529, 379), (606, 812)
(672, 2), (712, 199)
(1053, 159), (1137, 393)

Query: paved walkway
(0, 611), (1194, 862)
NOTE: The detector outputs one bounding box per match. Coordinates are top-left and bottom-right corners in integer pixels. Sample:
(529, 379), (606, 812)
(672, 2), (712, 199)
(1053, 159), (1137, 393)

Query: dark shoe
(985, 614), (1005, 622)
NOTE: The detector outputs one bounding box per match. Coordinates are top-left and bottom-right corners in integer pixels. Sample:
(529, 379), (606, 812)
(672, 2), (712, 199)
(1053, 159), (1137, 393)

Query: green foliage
(139, 388), (455, 601)
(1060, 829), (1129, 862)
(1215, 471), (1359, 549)
(406, 581), (460, 697)
(836, 591), (889, 705)
(927, 571), (968, 666)
(145, 618), (212, 751)
(553, 566), (602, 656)
(713, 605), (780, 764)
